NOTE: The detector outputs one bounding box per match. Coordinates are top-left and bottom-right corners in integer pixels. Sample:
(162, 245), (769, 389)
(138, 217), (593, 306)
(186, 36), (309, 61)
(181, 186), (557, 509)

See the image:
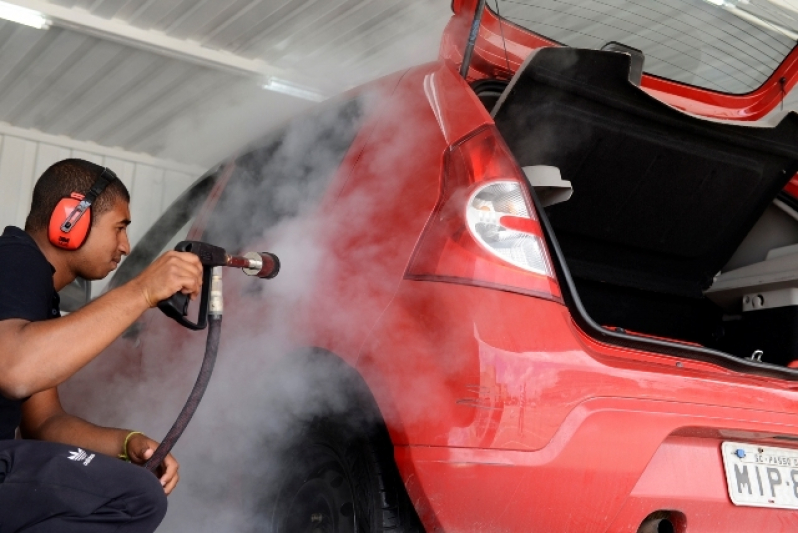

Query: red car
(63, 1), (798, 531)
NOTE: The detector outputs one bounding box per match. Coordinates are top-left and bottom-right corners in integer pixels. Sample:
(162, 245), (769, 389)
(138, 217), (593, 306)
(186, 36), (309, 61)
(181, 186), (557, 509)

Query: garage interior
(4, 1), (798, 532)
(0, 0), (451, 293)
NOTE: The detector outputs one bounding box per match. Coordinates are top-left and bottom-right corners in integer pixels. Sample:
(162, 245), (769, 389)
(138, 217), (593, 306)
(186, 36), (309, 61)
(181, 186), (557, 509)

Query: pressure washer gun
(157, 241), (279, 330)
(146, 241), (280, 472)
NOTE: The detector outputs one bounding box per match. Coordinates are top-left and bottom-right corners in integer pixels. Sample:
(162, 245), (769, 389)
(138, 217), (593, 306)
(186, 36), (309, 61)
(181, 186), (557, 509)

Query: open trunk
(488, 47), (798, 371)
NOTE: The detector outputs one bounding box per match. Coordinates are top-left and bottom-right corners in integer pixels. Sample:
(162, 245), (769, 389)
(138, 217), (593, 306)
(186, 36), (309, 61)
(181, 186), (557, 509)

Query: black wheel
(251, 349), (423, 533)
(270, 414), (421, 533)
(275, 422), (357, 533)
(255, 350), (421, 533)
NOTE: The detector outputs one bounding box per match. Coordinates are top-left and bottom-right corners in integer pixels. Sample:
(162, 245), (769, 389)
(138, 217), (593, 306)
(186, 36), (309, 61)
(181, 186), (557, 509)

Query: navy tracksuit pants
(0, 440), (167, 532)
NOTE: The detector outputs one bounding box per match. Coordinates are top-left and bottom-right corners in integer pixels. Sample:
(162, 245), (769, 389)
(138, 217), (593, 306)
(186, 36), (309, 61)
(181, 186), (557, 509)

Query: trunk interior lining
(492, 47), (798, 364)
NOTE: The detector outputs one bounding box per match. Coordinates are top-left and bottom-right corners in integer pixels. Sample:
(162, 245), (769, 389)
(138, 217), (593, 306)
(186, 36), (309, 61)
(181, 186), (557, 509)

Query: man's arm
(0, 251), (202, 399)
(21, 387), (179, 494)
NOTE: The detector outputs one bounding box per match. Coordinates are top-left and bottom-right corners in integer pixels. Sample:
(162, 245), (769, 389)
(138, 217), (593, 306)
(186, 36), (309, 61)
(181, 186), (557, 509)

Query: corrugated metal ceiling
(5, 0), (795, 169)
(0, 0), (452, 166)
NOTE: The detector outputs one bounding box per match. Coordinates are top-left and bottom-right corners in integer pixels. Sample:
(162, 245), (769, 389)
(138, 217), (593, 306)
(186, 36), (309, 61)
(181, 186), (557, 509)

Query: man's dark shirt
(0, 226), (60, 440)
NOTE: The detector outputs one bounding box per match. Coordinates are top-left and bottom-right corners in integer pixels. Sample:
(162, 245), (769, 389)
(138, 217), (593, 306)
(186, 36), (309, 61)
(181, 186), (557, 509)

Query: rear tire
(270, 414), (421, 533)
(262, 350), (422, 533)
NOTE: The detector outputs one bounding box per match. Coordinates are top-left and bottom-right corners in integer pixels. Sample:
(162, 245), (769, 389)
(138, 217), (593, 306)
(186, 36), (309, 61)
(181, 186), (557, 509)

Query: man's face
(72, 198), (131, 281)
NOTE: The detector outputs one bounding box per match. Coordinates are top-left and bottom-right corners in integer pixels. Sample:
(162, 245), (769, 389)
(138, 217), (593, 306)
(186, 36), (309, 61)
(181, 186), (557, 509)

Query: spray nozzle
(226, 251), (280, 279)
(157, 241), (280, 330)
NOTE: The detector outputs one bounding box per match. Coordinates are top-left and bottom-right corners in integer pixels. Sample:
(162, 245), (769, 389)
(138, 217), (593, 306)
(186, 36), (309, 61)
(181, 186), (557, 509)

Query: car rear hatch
(446, 0), (798, 119)
(493, 45), (798, 345)
(443, 0), (798, 376)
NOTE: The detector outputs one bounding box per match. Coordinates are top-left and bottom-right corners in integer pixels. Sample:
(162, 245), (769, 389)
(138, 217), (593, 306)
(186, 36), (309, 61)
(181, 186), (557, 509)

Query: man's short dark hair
(25, 159), (130, 232)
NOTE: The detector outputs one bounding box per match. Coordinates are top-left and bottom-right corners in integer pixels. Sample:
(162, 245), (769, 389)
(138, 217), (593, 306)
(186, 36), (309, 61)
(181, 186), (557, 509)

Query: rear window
(493, 0), (798, 94)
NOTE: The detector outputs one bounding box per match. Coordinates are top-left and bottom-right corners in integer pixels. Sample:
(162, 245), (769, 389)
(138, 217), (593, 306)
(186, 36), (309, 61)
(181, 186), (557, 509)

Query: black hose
(145, 314), (222, 472)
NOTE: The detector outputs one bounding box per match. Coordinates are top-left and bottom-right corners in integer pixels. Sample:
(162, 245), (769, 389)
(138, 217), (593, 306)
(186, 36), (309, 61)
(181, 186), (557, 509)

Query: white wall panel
(0, 122), (205, 296)
(0, 136), (37, 230)
(70, 150), (105, 165)
(102, 157), (137, 193)
(127, 163), (165, 248)
(34, 144), (73, 178)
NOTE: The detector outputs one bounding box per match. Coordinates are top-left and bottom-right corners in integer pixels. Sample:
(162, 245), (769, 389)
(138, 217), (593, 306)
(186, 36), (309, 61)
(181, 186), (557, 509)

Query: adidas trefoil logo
(67, 448), (87, 461)
(67, 448), (95, 466)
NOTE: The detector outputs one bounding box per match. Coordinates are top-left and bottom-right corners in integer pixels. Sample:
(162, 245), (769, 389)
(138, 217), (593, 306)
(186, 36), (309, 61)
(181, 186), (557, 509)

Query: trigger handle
(156, 240), (222, 330)
(157, 292), (189, 323)
(156, 267), (212, 331)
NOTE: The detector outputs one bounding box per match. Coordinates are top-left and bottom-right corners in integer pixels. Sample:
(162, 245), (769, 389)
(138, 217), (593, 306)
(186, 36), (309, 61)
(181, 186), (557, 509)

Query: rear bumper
(360, 281), (798, 531)
(395, 396), (798, 533)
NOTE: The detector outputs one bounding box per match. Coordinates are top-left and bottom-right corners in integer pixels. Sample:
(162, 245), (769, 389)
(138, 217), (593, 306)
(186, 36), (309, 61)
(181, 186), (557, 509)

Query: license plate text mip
(722, 441), (798, 509)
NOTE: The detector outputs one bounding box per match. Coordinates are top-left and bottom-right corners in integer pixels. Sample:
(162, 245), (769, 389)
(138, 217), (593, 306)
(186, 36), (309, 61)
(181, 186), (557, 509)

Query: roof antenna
(460, 0), (488, 79)
(492, 0), (512, 75)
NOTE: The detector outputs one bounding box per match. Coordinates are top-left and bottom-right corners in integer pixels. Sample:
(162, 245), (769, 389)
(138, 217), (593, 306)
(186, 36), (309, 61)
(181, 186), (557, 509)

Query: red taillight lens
(406, 126), (561, 301)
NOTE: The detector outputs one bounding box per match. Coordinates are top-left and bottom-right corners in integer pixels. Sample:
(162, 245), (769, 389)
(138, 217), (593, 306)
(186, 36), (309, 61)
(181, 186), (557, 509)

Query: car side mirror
(59, 277), (91, 313)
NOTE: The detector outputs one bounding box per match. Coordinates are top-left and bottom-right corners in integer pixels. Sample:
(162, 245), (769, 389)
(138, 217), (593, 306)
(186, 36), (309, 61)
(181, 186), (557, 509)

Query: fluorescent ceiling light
(764, 0), (798, 17)
(262, 77), (327, 102)
(0, 1), (50, 29)
(726, 5), (798, 40)
(702, 0), (798, 40)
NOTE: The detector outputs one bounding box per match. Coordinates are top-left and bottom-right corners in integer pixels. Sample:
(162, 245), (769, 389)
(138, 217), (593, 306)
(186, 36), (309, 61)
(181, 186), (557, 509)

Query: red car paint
(70, 4), (798, 532)
(292, 55), (798, 530)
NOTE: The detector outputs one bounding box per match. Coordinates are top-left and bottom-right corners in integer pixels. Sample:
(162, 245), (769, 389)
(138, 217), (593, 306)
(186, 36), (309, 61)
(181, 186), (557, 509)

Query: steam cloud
(154, 1), (451, 168)
(60, 2), (451, 531)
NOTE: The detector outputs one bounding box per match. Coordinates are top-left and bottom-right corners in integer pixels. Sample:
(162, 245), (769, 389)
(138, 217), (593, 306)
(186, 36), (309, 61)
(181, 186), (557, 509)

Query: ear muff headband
(48, 168), (118, 250)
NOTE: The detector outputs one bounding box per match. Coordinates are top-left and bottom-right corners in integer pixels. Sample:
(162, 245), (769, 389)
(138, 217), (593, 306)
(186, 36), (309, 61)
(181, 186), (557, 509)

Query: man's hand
(127, 433), (180, 495)
(131, 251), (203, 308)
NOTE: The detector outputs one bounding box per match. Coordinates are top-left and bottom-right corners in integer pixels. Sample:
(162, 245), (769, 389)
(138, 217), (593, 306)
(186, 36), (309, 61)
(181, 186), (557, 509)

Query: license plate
(722, 441), (798, 509)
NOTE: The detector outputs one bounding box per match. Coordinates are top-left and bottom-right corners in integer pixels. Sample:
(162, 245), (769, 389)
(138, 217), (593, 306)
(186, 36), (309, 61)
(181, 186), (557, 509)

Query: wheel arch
(269, 346), (425, 532)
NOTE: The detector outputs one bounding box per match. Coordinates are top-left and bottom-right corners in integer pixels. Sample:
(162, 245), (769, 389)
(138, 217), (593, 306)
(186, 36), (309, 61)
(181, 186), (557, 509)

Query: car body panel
(396, 408), (798, 531)
(361, 278), (798, 451)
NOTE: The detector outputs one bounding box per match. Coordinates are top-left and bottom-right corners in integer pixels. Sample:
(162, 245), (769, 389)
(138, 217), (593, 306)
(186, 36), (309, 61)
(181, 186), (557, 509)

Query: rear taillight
(406, 126), (561, 301)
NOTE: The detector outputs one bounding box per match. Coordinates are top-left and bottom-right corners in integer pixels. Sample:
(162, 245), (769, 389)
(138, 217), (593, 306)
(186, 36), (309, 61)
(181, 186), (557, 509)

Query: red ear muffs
(48, 167), (117, 250)
(49, 192), (91, 250)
